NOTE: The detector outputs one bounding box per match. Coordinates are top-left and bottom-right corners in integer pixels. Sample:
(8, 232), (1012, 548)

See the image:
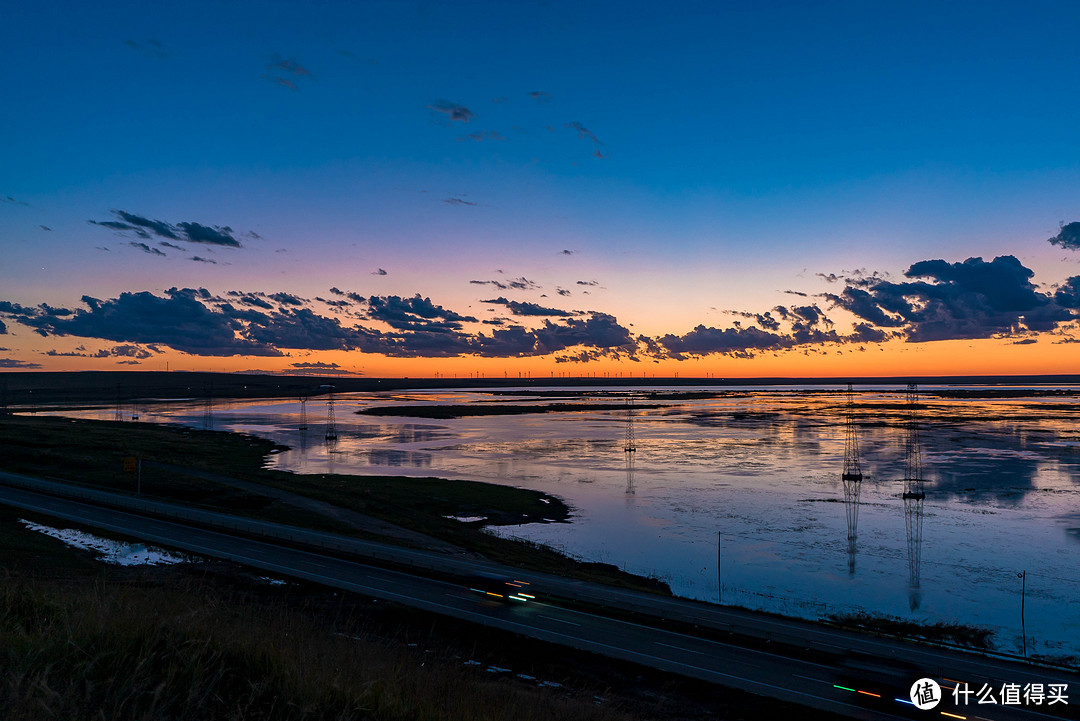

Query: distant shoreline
(2, 369), (1080, 409)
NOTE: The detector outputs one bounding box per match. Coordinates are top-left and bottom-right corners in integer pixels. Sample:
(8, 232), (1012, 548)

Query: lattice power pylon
(623, 395), (637, 453)
(324, 385), (338, 442)
(841, 382), (862, 576)
(902, 383), (925, 609)
(298, 395), (308, 431)
(625, 450), (636, 495)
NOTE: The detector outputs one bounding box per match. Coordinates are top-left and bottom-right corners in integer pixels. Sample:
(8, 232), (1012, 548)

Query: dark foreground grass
(0, 575), (643, 721)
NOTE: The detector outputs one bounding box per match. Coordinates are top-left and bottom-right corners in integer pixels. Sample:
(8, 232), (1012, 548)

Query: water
(50, 385), (1080, 660)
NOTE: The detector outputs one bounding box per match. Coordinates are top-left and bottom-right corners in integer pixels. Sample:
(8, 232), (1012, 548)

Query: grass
(826, 611), (996, 650)
(0, 415), (669, 594)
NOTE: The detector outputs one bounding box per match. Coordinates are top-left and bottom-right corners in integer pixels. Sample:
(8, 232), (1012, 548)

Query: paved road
(0, 482), (1075, 721)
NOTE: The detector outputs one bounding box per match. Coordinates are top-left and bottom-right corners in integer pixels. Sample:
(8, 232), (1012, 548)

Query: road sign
(123, 457), (137, 473)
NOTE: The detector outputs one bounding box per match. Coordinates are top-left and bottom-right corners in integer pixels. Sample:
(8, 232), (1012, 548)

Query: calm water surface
(56, 385), (1080, 660)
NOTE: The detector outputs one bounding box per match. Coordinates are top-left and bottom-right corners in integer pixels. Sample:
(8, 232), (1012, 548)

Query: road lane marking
(538, 615), (581, 626)
(655, 642), (704, 655)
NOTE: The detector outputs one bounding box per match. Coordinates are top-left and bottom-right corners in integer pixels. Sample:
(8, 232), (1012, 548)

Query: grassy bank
(0, 415), (669, 594)
(357, 403), (664, 419)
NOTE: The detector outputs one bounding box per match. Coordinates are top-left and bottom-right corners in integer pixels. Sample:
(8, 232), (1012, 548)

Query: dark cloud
(782, 289), (809, 297)
(0, 319), (6, 334)
(529, 91), (552, 102)
(561, 249), (574, 255)
(329, 287), (345, 296)
(125, 38), (169, 59)
(129, 241), (166, 257)
(1053, 276), (1080, 308)
(1048, 221), (1080, 251)
(444, 196), (478, 206)
(89, 210), (243, 247)
(191, 256), (217, 264)
(44, 344), (154, 359)
(556, 288), (571, 297)
(372, 268), (388, 276)
(366, 294), (478, 331)
(816, 272), (841, 283)
(470, 276), (540, 291)
(269, 292), (305, 306)
(159, 241), (184, 251)
(825, 255), (1076, 342)
(459, 130), (505, 142)
(39, 225), (51, 231)
(265, 76), (297, 90)
(576, 280), (599, 286)
(0, 359), (41, 368)
(481, 297), (574, 317)
(429, 100), (474, 123)
(472, 313), (635, 358)
(268, 55), (311, 76)
(566, 121), (602, 145)
(2, 195), (29, 207)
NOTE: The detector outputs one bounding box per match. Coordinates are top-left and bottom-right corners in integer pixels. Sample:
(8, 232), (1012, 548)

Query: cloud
(481, 297), (575, 317)
(125, 38), (169, 59)
(129, 241), (166, 257)
(1048, 221), (1080, 251)
(44, 344), (154, 359)
(89, 210), (243, 247)
(366, 294), (478, 331)
(576, 280), (599, 286)
(191, 256), (217, 264)
(459, 130), (505, 142)
(428, 100), (474, 123)
(2, 195), (29, 207)
(473, 313), (636, 358)
(443, 196), (478, 206)
(561, 249), (574, 255)
(372, 268), (388, 276)
(529, 90), (552, 102)
(159, 241), (184, 251)
(0, 319), (6, 334)
(470, 276), (540, 291)
(269, 292), (305, 306)
(566, 121), (602, 145)
(268, 55), (311, 76)
(265, 76), (298, 90)
(1053, 276), (1080, 308)
(556, 288), (571, 297)
(0, 359), (41, 369)
(825, 255), (1076, 342)
(39, 225), (51, 231)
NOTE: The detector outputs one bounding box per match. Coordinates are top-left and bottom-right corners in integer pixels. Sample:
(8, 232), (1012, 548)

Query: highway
(0, 479), (1075, 721)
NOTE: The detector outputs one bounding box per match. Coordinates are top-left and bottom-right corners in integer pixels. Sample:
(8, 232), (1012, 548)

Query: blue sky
(2, 1), (1079, 376)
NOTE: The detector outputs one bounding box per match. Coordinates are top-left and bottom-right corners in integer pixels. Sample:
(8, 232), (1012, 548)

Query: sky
(2, 0), (1080, 378)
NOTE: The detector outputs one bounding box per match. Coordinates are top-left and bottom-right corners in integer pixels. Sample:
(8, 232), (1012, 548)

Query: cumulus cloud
(366, 294), (478, 332)
(428, 100), (474, 123)
(481, 297), (575, 317)
(90, 210), (243, 247)
(825, 255), (1076, 342)
(1048, 221), (1080, 251)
